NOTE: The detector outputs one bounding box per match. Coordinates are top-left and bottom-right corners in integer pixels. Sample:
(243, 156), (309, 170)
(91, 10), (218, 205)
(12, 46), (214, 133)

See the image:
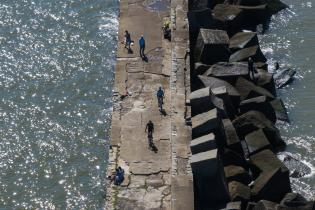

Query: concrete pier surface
(105, 0), (194, 209)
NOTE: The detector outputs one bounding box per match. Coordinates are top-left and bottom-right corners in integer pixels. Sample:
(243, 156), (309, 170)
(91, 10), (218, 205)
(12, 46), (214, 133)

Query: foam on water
(0, 0), (118, 208)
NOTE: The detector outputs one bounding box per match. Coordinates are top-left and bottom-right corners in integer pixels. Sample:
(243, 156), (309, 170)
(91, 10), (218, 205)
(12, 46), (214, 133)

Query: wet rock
(254, 200), (277, 210)
(239, 96), (276, 123)
(222, 119), (243, 154)
(229, 46), (267, 63)
(245, 129), (271, 155)
(198, 76), (241, 107)
(256, 69), (276, 96)
(194, 29), (230, 65)
(273, 68), (296, 89)
(278, 193), (314, 209)
(191, 149), (230, 209)
(234, 77), (275, 101)
(250, 150), (291, 202)
(269, 98), (289, 122)
(203, 62), (249, 83)
(190, 133), (217, 155)
(192, 108), (219, 138)
(224, 165), (252, 185)
(232, 111), (286, 150)
(212, 4), (244, 36)
(229, 32), (259, 51)
(279, 152), (312, 178)
(264, 0), (288, 15)
(228, 181), (251, 201)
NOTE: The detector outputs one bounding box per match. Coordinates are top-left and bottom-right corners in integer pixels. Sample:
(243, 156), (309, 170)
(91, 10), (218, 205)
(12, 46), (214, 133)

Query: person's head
(125, 30), (128, 34)
(159, 87), (162, 90)
(141, 35), (144, 39)
(149, 120), (152, 124)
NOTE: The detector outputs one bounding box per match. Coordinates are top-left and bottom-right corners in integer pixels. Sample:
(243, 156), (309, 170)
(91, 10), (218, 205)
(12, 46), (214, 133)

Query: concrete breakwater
(105, 0), (315, 209)
(187, 0), (315, 209)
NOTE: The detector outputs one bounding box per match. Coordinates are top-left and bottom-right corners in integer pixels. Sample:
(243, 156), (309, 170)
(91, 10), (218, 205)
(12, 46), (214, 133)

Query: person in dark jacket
(139, 35), (145, 58)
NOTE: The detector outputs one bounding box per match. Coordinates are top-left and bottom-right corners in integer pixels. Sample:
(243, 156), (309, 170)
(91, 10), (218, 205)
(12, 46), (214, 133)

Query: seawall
(105, 0), (194, 209)
(106, 0), (315, 209)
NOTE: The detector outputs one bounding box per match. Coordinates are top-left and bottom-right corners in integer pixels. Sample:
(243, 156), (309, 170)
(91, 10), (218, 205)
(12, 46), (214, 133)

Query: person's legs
(139, 46), (143, 57)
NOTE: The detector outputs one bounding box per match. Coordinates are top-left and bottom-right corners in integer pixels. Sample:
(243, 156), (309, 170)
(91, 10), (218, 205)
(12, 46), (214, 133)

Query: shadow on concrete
(160, 109), (167, 116)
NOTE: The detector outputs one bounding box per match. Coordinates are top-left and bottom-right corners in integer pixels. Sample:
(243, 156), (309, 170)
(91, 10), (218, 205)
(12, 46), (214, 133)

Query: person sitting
(163, 20), (171, 40)
(114, 166), (125, 186)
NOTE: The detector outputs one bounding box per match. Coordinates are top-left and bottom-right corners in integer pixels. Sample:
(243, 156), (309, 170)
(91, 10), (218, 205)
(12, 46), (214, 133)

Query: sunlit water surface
(0, 0), (118, 208)
(259, 0), (315, 199)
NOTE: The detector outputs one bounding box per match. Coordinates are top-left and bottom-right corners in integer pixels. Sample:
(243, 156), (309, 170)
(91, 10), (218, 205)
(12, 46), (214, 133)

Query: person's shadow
(160, 109), (167, 116)
(148, 134), (158, 153)
(142, 55), (148, 62)
(128, 48), (133, 54)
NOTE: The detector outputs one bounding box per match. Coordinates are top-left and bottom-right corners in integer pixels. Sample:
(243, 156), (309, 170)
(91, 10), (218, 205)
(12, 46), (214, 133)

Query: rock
(192, 108), (219, 138)
(222, 149), (249, 170)
(188, 9), (215, 48)
(265, 0), (288, 15)
(234, 77), (275, 101)
(255, 62), (268, 71)
(250, 150), (291, 202)
(245, 129), (271, 155)
(222, 119), (243, 154)
(247, 202), (258, 210)
(224, 201), (242, 210)
(229, 46), (267, 63)
(211, 86), (238, 119)
(224, 165), (252, 185)
(212, 4), (244, 36)
(278, 193), (315, 209)
(229, 32), (259, 51)
(203, 62), (249, 83)
(198, 76), (241, 107)
(190, 133), (217, 155)
(273, 68), (296, 89)
(279, 152), (312, 178)
(254, 200), (277, 210)
(256, 69), (276, 96)
(191, 149), (230, 209)
(189, 87), (214, 116)
(239, 96), (276, 123)
(228, 181), (251, 201)
(189, 0), (225, 10)
(238, 5), (270, 32)
(232, 111), (286, 151)
(194, 62), (211, 75)
(194, 29), (230, 65)
(269, 98), (289, 122)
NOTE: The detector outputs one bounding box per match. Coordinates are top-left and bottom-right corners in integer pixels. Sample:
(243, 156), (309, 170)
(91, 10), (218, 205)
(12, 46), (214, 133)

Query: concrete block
(190, 133), (217, 155)
(194, 29), (230, 65)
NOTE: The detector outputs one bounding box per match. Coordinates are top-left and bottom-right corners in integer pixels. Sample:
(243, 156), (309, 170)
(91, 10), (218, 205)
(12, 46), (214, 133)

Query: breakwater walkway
(105, 0), (194, 209)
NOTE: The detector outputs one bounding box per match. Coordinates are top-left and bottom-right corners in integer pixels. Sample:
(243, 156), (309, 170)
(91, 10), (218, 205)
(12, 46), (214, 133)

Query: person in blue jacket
(139, 35), (145, 58)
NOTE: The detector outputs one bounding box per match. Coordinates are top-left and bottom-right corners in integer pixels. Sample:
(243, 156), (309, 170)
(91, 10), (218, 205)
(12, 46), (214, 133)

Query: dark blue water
(0, 0), (118, 208)
(259, 0), (315, 199)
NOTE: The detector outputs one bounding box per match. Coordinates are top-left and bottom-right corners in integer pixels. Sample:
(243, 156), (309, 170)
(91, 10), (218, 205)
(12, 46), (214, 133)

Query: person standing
(124, 30), (131, 50)
(145, 120), (154, 149)
(139, 35), (145, 58)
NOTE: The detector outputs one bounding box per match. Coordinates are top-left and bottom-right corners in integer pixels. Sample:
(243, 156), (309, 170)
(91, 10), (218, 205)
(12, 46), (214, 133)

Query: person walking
(139, 35), (145, 59)
(124, 30), (131, 51)
(156, 87), (164, 110)
(145, 120), (154, 148)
